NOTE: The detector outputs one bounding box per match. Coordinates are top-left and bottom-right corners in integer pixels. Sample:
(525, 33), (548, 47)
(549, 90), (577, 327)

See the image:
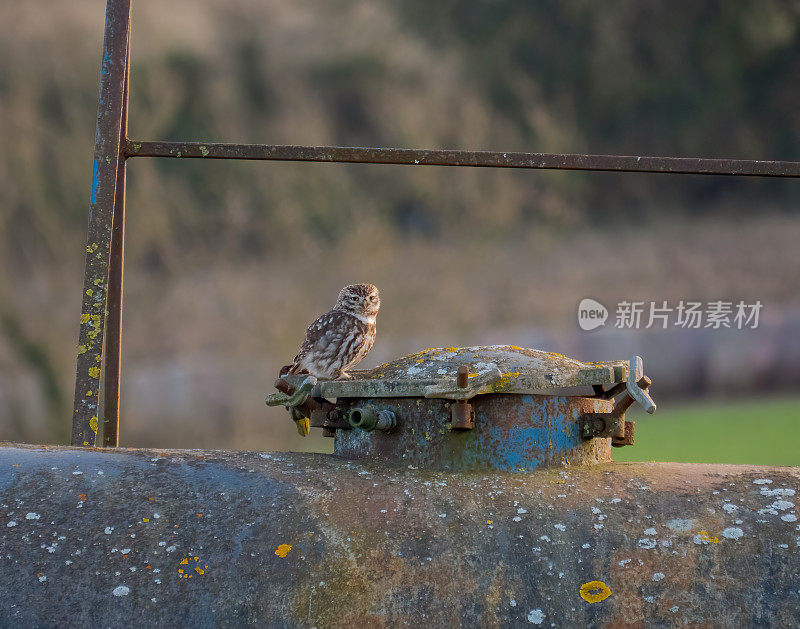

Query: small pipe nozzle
(348, 407), (397, 432)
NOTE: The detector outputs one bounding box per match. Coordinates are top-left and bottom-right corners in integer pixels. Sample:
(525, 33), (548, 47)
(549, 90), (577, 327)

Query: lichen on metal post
(71, 0), (132, 447)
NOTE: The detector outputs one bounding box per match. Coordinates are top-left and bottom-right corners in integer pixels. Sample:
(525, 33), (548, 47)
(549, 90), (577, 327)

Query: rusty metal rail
(126, 140), (800, 177)
(72, 0), (800, 446)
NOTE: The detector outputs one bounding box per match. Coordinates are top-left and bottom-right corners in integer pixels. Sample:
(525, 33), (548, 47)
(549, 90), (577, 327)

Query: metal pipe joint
(347, 407), (397, 432)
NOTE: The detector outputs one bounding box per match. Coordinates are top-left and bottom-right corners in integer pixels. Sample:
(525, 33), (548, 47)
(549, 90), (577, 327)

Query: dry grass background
(1, 0), (799, 450)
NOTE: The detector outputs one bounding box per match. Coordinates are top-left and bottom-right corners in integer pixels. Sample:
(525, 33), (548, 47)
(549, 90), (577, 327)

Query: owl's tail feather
(286, 357), (308, 375)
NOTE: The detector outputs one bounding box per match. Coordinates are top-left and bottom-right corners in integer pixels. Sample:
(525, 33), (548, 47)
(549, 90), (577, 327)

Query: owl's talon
(336, 373), (353, 381)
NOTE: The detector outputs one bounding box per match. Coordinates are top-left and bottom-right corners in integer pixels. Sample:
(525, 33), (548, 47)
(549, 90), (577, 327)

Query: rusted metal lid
(281, 345), (632, 400)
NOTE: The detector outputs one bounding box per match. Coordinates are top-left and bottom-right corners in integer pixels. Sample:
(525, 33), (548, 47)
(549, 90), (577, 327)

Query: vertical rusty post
(71, 0), (132, 446)
(101, 47), (130, 448)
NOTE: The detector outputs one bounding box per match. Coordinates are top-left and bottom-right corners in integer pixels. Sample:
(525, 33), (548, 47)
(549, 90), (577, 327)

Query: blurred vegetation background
(0, 0), (798, 460)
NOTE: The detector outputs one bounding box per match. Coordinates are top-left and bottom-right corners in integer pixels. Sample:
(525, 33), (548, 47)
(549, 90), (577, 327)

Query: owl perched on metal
(288, 283), (380, 380)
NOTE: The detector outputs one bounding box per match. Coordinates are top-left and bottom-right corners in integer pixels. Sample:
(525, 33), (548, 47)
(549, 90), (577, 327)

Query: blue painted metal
(334, 394), (613, 471)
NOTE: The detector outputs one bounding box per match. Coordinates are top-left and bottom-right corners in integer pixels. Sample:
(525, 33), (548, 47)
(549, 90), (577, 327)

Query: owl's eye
(349, 295), (359, 302)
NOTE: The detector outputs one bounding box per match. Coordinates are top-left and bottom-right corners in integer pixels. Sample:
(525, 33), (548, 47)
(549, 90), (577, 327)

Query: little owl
(288, 283), (380, 380)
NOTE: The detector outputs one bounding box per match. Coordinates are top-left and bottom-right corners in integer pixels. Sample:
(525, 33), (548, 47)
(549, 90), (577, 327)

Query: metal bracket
(612, 421), (635, 447)
(449, 365), (475, 429)
(580, 360), (655, 446)
(425, 365), (504, 400)
(579, 414), (625, 439)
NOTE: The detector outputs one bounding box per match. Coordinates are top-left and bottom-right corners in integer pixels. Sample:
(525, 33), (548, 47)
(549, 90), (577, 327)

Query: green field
(613, 396), (800, 466)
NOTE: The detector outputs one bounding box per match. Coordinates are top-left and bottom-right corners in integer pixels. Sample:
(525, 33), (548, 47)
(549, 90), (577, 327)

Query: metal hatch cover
(295, 345), (630, 399)
(266, 345), (656, 471)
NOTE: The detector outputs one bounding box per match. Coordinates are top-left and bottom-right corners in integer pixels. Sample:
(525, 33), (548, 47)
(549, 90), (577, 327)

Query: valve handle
(627, 356), (656, 414)
(265, 375), (318, 408)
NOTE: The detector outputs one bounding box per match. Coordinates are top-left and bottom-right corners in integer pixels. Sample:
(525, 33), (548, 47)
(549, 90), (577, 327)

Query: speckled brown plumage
(288, 284), (379, 379)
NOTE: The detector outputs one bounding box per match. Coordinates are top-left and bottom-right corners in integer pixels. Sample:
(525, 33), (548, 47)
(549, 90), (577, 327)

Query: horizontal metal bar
(125, 140), (800, 177)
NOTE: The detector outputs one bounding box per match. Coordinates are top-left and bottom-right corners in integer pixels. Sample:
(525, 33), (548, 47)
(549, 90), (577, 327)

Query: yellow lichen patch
(486, 520), (493, 525)
(177, 556), (208, 578)
(401, 349), (430, 360)
(275, 544), (292, 558)
(86, 289), (93, 297)
(580, 580), (611, 603)
(490, 372), (520, 392)
(86, 390), (93, 396)
(88, 367), (100, 379)
(89, 416), (98, 433)
(697, 530), (719, 543)
(142, 518), (150, 523)
(80, 314), (91, 324)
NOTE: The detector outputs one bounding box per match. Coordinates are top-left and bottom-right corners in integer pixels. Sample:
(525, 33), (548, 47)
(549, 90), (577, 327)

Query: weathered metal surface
(0, 445), (797, 627)
(286, 346), (631, 400)
(334, 394), (615, 471)
(125, 140), (800, 178)
(71, 0), (131, 446)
